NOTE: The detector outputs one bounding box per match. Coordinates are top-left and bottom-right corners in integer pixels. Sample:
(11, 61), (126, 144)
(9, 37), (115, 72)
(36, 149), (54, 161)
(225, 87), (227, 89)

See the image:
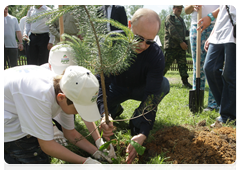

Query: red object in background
(128, 20), (131, 28)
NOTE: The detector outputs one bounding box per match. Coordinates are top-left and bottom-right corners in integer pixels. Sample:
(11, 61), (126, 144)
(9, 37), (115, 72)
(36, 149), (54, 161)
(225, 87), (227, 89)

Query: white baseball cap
(49, 45), (77, 75)
(60, 66), (101, 122)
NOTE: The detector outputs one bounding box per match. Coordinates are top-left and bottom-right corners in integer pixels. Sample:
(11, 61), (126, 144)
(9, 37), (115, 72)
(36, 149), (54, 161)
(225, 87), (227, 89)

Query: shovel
(59, 5), (64, 42)
(189, 6), (204, 113)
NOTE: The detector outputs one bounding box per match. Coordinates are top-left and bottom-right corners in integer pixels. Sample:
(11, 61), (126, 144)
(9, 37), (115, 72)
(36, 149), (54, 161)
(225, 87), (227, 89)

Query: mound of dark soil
(139, 121), (236, 164)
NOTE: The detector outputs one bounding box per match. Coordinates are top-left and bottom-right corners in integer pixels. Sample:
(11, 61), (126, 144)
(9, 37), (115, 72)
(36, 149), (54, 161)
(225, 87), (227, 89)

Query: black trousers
(28, 33), (50, 65)
(4, 47), (18, 69)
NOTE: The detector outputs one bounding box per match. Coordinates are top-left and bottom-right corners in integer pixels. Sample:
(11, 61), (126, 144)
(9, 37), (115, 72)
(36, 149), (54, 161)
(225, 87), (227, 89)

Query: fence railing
(5, 57), (193, 71)
(170, 59), (193, 71)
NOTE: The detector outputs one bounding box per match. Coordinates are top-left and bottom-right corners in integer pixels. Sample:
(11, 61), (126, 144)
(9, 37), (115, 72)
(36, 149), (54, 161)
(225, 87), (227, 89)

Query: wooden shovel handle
(196, 6), (202, 78)
(59, 5), (64, 42)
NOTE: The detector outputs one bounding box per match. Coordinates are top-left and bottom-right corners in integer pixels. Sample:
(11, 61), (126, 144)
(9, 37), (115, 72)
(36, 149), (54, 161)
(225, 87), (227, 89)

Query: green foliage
(9, 5), (54, 21)
(49, 71), (235, 164)
(124, 5), (144, 20)
(99, 139), (145, 156)
(27, 5), (138, 76)
(98, 140), (117, 151)
(144, 155), (175, 170)
(16, 5), (32, 19)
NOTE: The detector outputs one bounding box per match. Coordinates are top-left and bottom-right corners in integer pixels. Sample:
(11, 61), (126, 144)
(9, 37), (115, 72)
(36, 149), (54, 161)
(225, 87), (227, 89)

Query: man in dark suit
(98, 5), (128, 32)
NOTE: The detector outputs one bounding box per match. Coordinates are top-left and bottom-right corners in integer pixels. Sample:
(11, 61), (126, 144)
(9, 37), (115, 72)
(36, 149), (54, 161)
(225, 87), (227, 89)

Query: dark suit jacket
(98, 5), (128, 31)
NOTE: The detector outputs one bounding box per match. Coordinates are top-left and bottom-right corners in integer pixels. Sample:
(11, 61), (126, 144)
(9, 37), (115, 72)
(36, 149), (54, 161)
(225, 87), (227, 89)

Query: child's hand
(81, 157), (105, 170)
(99, 115), (114, 141)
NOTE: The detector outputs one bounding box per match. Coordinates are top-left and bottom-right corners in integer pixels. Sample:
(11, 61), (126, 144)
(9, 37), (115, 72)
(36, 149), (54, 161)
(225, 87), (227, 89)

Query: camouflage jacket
(164, 14), (188, 49)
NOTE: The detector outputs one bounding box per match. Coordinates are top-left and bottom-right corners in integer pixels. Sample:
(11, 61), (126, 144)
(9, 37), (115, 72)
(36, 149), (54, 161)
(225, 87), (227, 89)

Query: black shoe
(181, 77), (192, 89)
(182, 82), (192, 89)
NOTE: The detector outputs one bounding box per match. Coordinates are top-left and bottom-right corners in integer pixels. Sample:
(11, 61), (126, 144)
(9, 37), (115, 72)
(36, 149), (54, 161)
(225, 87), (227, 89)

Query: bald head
(131, 8), (161, 33)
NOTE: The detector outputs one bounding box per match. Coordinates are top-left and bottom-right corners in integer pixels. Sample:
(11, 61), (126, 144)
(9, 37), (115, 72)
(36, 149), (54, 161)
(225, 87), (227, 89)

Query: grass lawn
(51, 70), (235, 164)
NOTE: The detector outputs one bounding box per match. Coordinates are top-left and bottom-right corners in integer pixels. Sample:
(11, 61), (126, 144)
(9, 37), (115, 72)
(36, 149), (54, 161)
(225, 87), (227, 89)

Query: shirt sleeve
(24, 8), (32, 36)
(49, 20), (60, 39)
(14, 18), (21, 32)
(53, 110), (75, 130)
(45, 7), (55, 44)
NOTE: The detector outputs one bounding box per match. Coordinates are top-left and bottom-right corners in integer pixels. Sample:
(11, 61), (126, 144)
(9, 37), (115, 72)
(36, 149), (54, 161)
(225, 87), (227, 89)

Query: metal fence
(4, 57), (28, 70)
(5, 57), (193, 71)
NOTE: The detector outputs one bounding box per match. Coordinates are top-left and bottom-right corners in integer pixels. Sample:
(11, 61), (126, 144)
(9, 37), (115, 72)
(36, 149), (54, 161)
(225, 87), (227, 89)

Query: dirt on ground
(138, 120), (236, 164)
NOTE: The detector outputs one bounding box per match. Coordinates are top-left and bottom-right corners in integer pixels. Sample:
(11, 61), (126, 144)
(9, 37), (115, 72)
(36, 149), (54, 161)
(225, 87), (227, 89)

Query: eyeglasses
(134, 35), (155, 45)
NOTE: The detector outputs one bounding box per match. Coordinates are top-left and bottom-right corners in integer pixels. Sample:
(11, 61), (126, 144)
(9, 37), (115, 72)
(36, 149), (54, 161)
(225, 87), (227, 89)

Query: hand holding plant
(95, 138), (117, 160)
(126, 134), (146, 164)
(99, 115), (114, 141)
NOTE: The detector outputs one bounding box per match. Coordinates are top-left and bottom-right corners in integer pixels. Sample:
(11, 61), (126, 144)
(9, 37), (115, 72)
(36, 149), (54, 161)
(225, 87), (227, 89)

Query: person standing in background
(185, 5), (220, 112)
(4, 6), (23, 69)
(98, 5), (128, 33)
(49, 10), (83, 44)
(19, 15), (29, 60)
(203, 5), (236, 125)
(23, 5), (55, 65)
(164, 5), (192, 88)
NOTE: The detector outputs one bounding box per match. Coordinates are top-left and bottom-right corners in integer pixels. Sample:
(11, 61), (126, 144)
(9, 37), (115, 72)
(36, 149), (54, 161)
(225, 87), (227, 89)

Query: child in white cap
(4, 64), (113, 164)
(43, 44), (116, 161)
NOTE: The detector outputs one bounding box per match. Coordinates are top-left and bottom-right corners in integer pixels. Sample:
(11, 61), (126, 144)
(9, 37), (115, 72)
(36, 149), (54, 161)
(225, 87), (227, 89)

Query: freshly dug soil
(139, 120), (236, 164)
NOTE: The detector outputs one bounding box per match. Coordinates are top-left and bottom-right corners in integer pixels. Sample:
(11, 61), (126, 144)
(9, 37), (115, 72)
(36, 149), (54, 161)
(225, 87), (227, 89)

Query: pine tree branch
(83, 5), (110, 124)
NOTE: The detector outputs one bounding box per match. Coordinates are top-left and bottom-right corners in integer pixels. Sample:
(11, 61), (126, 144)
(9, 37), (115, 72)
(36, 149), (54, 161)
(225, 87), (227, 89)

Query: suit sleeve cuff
(139, 123), (151, 138)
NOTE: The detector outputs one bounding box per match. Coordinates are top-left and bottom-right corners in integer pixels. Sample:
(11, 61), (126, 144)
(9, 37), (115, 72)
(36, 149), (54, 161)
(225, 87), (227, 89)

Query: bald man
(97, 8), (170, 163)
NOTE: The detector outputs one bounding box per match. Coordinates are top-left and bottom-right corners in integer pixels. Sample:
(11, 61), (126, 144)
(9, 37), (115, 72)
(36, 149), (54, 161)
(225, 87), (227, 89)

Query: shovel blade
(189, 90), (204, 113)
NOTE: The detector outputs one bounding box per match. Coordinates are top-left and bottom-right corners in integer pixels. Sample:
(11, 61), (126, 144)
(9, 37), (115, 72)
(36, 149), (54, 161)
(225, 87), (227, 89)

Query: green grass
(51, 70), (235, 164)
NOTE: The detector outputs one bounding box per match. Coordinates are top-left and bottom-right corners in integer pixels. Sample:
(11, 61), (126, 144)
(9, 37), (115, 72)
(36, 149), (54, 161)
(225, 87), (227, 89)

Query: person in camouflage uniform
(164, 5), (192, 88)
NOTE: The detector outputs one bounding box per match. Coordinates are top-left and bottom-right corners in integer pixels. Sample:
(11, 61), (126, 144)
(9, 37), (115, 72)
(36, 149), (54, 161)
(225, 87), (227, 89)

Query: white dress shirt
(24, 5), (55, 44)
(105, 5), (113, 32)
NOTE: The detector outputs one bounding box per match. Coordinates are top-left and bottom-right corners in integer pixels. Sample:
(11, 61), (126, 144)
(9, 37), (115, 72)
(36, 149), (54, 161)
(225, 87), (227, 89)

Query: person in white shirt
(18, 15), (29, 59)
(203, 5), (236, 125)
(41, 45), (117, 158)
(4, 63), (115, 164)
(19, 16), (27, 36)
(4, 6), (23, 69)
(23, 5), (55, 66)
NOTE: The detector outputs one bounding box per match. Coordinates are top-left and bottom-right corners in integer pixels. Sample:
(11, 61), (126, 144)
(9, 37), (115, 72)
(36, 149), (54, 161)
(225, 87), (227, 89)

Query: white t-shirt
(209, 5), (236, 44)
(4, 65), (74, 142)
(187, 5), (219, 25)
(4, 14), (21, 48)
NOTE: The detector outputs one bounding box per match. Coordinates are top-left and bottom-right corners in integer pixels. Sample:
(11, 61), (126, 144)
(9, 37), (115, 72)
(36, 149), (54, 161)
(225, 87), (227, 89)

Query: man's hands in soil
(126, 134), (146, 164)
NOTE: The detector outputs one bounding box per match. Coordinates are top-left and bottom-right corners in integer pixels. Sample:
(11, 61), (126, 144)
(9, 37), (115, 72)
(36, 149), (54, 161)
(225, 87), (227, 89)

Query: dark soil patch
(139, 120), (236, 164)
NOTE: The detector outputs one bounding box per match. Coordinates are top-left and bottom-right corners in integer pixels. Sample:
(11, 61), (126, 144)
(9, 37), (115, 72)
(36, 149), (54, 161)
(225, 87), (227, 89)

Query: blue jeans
(190, 24), (218, 109)
(203, 43), (236, 122)
(4, 135), (50, 164)
(107, 77), (170, 118)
